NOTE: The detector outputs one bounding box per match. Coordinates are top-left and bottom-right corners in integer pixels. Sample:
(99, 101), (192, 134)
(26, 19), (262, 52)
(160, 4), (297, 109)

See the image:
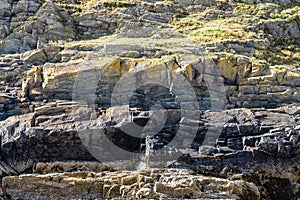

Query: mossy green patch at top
(280, 6), (300, 23)
(192, 28), (247, 43)
(76, 0), (139, 10)
(56, 2), (87, 12)
(233, 3), (283, 19)
(171, 15), (260, 43)
(234, 3), (300, 22)
(39, 0), (299, 67)
(102, 1), (136, 8)
(61, 34), (198, 57)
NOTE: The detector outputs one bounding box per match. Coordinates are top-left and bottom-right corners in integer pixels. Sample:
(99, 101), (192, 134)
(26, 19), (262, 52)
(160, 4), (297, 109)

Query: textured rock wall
(2, 168), (262, 199)
(17, 51), (300, 112)
(0, 0), (299, 199)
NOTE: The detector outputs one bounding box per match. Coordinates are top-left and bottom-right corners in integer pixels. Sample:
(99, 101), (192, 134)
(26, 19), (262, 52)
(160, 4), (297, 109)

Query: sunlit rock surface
(0, 0), (299, 199)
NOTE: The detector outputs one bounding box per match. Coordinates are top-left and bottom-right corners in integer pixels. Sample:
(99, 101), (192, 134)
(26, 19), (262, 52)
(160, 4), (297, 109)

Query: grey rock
(22, 49), (47, 65)
(0, 1), (299, 199)
(264, 19), (300, 39)
(284, 20), (300, 39)
(0, 1), (11, 17)
(15, 0), (29, 14)
(0, 23), (9, 39)
(0, 32), (37, 54)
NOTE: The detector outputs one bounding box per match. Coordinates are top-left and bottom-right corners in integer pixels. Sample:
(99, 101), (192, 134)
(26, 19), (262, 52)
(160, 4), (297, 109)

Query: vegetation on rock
(0, 0), (299, 199)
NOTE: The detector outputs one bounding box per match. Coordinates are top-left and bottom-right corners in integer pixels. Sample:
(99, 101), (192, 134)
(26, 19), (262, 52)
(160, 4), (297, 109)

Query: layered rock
(0, 99), (299, 198)
(18, 45), (300, 111)
(0, 0), (299, 199)
(2, 168), (261, 199)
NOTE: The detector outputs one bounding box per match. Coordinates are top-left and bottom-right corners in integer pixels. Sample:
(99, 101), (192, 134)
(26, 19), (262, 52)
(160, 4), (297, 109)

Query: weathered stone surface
(0, 103), (299, 172)
(0, 1), (76, 54)
(263, 19), (300, 39)
(34, 161), (112, 174)
(0, 1), (11, 17)
(2, 169), (261, 199)
(0, 0), (299, 199)
(18, 50), (300, 109)
(21, 49), (47, 65)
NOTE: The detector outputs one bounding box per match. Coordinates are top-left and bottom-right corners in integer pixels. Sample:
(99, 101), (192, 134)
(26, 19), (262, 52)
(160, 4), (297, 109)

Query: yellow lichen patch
(237, 64), (251, 80)
(250, 60), (268, 77)
(164, 57), (179, 71)
(281, 50), (292, 57)
(287, 71), (300, 78)
(104, 58), (121, 77)
(292, 52), (300, 60)
(270, 65), (287, 84)
(270, 65), (286, 74)
(120, 60), (137, 74)
(183, 64), (194, 81)
(217, 57), (238, 82)
(210, 55), (219, 61)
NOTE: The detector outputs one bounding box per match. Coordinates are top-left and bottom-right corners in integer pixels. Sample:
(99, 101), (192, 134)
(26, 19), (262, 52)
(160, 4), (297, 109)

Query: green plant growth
(28, 14), (39, 21)
(233, 3), (282, 19)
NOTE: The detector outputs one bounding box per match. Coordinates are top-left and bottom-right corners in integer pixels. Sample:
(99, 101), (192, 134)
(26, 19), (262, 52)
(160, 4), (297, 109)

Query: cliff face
(0, 0), (299, 199)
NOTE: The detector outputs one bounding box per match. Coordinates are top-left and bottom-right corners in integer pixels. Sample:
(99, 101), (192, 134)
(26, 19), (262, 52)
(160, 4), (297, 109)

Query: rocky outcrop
(0, 100), (299, 198)
(0, 0), (76, 54)
(0, 0), (299, 199)
(18, 47), (300, 110)
(1, 102), (299, 168)
(2, 168), (261, 199)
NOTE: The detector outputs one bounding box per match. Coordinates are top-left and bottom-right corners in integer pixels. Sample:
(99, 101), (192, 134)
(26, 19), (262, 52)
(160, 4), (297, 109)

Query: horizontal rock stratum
(0, 0), (299, 199)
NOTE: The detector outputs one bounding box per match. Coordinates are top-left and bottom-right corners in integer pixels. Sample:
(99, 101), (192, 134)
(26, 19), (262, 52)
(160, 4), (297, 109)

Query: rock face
(0, 0), (299, 199)
(3, 168), (261, 199)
